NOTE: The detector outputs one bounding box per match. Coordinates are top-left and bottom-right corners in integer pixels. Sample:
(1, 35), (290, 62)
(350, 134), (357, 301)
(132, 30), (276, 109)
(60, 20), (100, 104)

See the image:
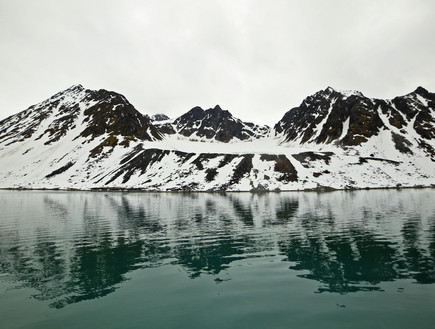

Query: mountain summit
(155, 105), (270, 142)
(0, 85), (162, 148)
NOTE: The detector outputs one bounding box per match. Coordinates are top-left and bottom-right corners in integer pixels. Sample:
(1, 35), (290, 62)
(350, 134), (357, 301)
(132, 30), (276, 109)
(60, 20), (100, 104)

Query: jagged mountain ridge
(0, 84), (433, 191)
(275, 86), (435, 160)
(154, 105), (270, 142)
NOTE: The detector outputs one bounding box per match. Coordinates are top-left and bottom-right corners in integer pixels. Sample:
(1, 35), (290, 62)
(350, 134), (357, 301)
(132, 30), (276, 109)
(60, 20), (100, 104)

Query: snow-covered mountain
(0, 85), (433, 191)
(0, 84), (162, 146)
(275, 86), (434, 158)
(154, 105), (270, 142)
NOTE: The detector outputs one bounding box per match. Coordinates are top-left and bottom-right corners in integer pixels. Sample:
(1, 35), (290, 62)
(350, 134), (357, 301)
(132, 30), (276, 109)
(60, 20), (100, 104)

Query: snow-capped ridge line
(0, 84), (433, 191)
(154, 103), (270, 143)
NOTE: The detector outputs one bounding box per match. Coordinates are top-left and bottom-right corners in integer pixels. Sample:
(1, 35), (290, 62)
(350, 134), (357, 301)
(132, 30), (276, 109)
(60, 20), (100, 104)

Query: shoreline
(1, 185), (433, 194)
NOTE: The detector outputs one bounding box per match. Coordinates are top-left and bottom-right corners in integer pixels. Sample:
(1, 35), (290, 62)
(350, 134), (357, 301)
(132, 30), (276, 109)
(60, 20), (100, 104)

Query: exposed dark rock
(391, 132), (413, 154)
(275, 86), (435, 147)
(79, 89), (162, 142)
(218, 154), (239, 168)
(102, 149), (301, 189)
(230, 155), (254, 184)
(154, 105), (269, 142)
(156, 123), (176, 135)
(150, 114), (170, 121)
(40, 105), (82, 145)
(292, 152), (334, 168)
(358, 157), (401, 165)
(260, 154), (298, 182)
(205, 168), (218, 182)
(414, 109), (435, 140)
(106, 148), (172, 184)
(46, 162), (75, 178)
(90, 135), (119, 158)
(313, 170), (330, 177)
(119, 144), (145, 165)
(1, 105), (53, 145)
(0, 85), (163, 149)
(417, 140), (435, 161)
(192, 153), (223, 170)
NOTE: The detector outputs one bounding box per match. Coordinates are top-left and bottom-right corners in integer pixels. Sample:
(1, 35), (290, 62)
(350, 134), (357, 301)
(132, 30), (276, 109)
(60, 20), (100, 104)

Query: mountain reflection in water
(0, 189), (434, 308)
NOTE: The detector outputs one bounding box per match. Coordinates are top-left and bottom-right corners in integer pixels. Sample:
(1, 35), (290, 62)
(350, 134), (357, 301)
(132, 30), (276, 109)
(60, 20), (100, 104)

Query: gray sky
(1, 0), (434, 126)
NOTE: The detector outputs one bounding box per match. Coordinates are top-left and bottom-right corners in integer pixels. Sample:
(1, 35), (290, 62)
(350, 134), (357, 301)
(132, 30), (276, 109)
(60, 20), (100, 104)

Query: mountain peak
(64, 84), (85, 93)
(0, 85), (162, 149)
(184, 106), (205, 119)
(414, 86), (429, 96)
(153, 104), (270, 142)
(49, 84), (86, 101)
(321, 86), (364, 98)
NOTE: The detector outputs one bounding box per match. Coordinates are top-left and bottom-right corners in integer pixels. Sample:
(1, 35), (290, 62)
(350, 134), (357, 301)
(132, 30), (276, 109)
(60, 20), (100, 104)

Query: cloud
(1, 0), (434, 125)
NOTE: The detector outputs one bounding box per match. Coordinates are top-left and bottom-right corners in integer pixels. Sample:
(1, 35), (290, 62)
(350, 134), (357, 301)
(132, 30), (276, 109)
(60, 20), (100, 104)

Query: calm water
(0, 189), (434, 328)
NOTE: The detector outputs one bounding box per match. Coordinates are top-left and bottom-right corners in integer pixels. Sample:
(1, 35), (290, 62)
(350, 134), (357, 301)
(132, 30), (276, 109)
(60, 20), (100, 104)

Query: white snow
(335, 89), (364, 98)
(311, 98), (336, 142)
(415, 94), (429, 107)
(0, 86), (434, 192)
(339, 117), (350, 141)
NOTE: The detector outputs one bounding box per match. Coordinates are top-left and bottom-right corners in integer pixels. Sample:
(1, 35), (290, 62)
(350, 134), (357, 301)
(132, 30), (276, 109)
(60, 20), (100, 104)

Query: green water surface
(0, 189), (434, 328)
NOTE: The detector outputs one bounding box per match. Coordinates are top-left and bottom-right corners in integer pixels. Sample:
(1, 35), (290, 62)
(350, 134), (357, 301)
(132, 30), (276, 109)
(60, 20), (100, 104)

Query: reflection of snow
(0, 189), (433, 306)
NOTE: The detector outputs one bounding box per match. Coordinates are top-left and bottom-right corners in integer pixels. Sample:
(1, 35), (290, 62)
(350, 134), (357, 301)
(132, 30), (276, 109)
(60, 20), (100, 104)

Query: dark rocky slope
(275, 87), (435, 160)
(0, 85), (162, 148)
(155, 105), (270, 142)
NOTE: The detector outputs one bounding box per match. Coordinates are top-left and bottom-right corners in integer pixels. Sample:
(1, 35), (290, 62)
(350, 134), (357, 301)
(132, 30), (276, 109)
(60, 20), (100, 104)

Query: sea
(0, 189), (434, 328)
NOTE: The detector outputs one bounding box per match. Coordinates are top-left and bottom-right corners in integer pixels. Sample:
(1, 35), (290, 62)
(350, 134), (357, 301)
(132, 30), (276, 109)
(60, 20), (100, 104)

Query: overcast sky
(1, 0), (434, 126)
